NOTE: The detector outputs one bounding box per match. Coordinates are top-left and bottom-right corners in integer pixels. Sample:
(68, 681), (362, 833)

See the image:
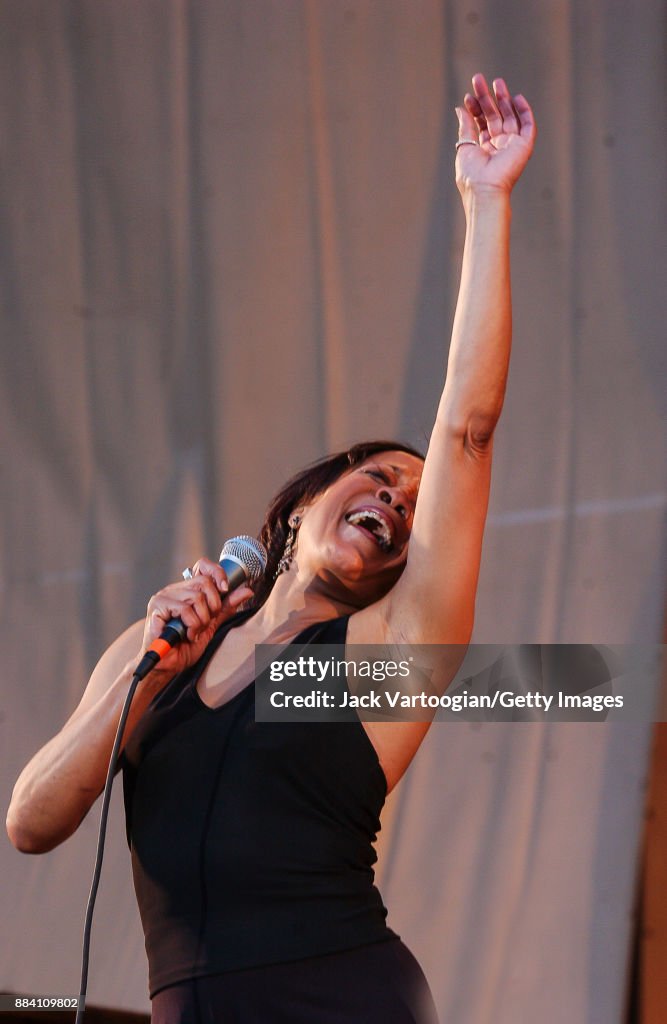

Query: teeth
(345, 509), (393, 552)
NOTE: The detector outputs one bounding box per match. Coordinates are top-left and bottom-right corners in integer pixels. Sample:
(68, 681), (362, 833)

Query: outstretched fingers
(467, 74), (536, 150)
(456, 72), (536, 191)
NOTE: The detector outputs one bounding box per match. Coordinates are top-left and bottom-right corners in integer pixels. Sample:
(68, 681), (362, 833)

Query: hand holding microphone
(134, 536), (267, 681)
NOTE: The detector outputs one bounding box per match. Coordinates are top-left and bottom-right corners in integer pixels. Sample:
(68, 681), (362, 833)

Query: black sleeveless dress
(121, 610), (439, 1023)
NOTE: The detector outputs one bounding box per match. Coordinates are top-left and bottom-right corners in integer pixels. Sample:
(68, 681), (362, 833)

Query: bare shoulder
(347, 599), (392, 646)
(346, 589), (437, 646)
(345, 604), (432, 793)
(67, 620), (145, 723)
(347, 599), (471, 792)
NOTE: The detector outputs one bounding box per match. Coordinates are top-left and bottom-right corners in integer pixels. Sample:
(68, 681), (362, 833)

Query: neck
(250, 562), (362, 638)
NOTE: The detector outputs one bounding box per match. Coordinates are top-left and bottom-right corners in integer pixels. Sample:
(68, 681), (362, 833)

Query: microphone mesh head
(219, 535), (268, 582)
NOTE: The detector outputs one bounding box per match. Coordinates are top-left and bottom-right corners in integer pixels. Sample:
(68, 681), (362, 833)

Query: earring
(275, 514), (301, 578)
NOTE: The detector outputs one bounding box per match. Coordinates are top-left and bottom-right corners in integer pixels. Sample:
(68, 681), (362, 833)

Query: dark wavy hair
(250, 439), (425, 610)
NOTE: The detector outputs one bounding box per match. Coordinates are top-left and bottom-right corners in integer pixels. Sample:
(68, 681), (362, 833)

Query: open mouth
(344, 508), (394, 553)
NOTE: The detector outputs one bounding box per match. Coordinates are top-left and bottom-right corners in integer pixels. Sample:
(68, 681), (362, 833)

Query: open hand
(455, 74), (536, 196)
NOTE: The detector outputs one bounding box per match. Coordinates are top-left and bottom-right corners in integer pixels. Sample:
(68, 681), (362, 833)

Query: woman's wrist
(460, 185), (512, 219)
(116, 656), (164, 707)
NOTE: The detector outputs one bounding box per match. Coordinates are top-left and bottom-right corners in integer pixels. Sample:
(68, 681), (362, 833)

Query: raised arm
(360, 74), (536, 646)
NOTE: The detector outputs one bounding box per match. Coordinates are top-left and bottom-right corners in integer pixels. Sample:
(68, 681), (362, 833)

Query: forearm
(440, 189), (513, 438)
(7, 560), (251, 854)
(6, 665), (160, 853)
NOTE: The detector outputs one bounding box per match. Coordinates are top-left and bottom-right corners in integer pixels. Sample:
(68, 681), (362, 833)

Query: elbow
(444, 408), (500, 452)
(6, 811), (43, 854)
(473, 418), (497, 449)
(6, 804), (65, 855)
(453, 411), (499, 454)
(466, 410), (499, 449)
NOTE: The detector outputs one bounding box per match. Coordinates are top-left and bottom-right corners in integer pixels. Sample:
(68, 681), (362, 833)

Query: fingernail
(455, 107), (462, 123)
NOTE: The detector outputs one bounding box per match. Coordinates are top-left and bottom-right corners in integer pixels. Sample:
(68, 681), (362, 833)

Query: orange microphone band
(148, 637), (175, 660)
(133, 620), (186, 681)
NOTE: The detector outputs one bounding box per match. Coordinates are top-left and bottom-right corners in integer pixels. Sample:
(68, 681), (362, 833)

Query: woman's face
(293, 450), (424, 605)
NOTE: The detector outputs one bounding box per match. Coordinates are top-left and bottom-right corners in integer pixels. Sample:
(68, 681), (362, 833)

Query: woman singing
(7, 74), (535, 1022)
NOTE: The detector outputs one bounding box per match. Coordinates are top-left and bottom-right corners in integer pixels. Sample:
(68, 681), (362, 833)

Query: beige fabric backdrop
(2, 1), (665, 1020)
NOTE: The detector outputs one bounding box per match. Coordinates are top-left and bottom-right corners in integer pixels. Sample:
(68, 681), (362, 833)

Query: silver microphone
(218, 535), (267, 589)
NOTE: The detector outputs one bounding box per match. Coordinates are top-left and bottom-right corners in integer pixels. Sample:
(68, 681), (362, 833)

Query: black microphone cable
(74, 615), (192, 1021)
(72, 536), (267, 1022)
(74, 670), (142, 1024)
